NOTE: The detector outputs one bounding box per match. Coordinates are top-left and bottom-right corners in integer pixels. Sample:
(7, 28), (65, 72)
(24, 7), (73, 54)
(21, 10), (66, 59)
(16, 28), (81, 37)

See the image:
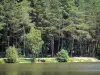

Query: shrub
(32, 57), (35, 62)
(56, 49), (69, 62)
(6, 46), (18, 63)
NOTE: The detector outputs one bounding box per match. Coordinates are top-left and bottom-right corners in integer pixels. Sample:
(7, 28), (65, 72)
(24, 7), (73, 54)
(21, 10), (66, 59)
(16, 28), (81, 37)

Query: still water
(0, 63), (100, 75)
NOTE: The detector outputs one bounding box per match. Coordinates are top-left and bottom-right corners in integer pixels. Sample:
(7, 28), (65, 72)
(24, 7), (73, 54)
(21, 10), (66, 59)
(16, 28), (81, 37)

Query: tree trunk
(80, 41), (82, 56)
(7, 36), (10, 47)
(58, 37), (60, 52)
(93, 44), (95, 57)
(71, 38), (74, 57)
(23, 26), (25, 56)
(51, 36), (54, 57)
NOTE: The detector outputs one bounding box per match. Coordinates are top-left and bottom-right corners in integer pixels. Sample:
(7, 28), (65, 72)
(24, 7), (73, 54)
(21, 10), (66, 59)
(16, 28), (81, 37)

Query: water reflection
(19, 71), (32, 75)
(0, 72), (6, 75)
(0, 63), (99, 75)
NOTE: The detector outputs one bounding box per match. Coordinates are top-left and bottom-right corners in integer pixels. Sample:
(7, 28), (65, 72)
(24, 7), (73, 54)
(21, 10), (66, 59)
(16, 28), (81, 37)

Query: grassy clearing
(68, 57), (99, 62)
(18, 58), (58, 63)
(35, 58), (58, 63)
(35, 57), (99, 63)
(0, 57), (99, 63)
(18, 58), (32, 63)
(0, 59), (5, 64)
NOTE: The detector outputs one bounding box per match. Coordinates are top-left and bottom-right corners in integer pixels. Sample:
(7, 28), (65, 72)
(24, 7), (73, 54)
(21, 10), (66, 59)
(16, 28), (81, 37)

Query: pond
(0, 63), (100, 75)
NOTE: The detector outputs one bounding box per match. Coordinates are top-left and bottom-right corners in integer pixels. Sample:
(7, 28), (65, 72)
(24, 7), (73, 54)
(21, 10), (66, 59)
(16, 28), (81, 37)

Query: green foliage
(0, 0), (100, 58)
(33, 0), (63, 35)
(57, 49), (69, 62)
(25, 27), (44, 57)
(0, 0), (33, 55)
(32, 56), (35, 62)
(6, 46), (18, 63)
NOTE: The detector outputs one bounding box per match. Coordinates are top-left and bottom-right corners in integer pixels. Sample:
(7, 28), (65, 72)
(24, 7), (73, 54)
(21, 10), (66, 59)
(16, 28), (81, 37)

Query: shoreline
(0, 57), (100, 64)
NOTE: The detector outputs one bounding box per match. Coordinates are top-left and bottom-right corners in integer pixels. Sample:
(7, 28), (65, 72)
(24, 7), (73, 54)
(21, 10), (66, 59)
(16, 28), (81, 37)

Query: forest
(0, 0), (100, 58)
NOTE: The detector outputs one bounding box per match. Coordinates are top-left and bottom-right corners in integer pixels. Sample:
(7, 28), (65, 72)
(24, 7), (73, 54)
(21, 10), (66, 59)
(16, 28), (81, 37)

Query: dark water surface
(0, 63), (100, 75)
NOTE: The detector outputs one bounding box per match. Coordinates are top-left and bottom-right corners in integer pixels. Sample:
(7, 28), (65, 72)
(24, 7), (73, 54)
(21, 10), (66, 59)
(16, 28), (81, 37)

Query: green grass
(18, 58), (58, 63)
(18, 58), (32, 63)
(68, 57), (99, 62)
(35, 58), (58, 63)
(0, 57), (99, 64)
(11, 57), (100, 63)
(0, 59), (5, 64)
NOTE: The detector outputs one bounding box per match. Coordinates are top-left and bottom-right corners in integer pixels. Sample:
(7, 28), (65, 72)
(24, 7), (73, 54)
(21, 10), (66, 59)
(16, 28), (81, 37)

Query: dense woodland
(0, 0), (100, 58)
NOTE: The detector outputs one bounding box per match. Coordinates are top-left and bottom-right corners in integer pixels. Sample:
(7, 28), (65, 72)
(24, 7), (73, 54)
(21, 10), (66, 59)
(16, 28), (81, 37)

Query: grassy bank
(0, 59), (5, 64)
(19, 57), (100, 63)
(0, 57), (99, 63)
(35, 58), (58, 63)
(68, 57), (99, 62)
(18, 58), (32, 63)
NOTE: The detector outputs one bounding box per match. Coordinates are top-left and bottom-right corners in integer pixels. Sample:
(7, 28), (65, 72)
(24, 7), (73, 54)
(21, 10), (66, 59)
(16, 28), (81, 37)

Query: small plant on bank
(32, 56), (35, 62)
(56, 49), (69, 62)
(6, 46), (18, 63)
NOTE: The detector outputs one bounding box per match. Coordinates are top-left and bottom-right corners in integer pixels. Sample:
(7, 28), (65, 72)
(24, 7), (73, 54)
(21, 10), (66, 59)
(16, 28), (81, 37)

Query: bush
(56, 57), (67, 62)
(56, 49), (69, 62)
(6, 46), (18, 63)
(32, 57), (35, 62)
